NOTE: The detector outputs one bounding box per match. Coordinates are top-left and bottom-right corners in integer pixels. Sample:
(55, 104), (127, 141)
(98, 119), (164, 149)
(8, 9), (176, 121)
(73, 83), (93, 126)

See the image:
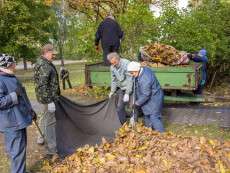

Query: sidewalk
(16, 60), (87, 70)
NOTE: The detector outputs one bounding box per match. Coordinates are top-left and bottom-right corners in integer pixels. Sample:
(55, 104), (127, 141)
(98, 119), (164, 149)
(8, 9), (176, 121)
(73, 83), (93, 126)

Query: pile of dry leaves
(45, 124), (230, 173)
(63, 85), (109, 99)
(140, 42), (189, 66)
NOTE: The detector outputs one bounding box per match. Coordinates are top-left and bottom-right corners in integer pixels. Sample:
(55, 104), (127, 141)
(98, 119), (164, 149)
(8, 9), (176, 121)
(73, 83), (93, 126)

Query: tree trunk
(59, 41), (65, 66)
(1, 0), (4, 8)
(23, 57), (27, 70)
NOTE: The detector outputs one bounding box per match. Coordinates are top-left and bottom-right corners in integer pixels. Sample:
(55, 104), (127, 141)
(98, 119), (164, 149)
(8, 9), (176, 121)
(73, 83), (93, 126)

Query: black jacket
(95, 18), (124, 48)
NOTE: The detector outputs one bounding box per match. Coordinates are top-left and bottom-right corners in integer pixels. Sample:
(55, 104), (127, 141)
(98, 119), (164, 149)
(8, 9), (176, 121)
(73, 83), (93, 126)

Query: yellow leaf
(209, 139), (216, 147)
(139, 146), (148, 150)
(217, 160), (226, 173)
(200, 137), (206, 145)
(135, 169), (146, 173)
(44, 0), (53, 6)
(105, 153), (116, 160)
(88, 147), (95, 153)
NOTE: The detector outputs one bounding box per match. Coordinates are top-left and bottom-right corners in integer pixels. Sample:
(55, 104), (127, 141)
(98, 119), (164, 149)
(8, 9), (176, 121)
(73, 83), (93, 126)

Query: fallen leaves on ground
(63, 86), (109, 99)
(45, 123), (230, 173)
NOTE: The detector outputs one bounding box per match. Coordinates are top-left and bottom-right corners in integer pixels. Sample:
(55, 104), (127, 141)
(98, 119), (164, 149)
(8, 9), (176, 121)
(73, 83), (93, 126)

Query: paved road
(163, 105), (230, 128)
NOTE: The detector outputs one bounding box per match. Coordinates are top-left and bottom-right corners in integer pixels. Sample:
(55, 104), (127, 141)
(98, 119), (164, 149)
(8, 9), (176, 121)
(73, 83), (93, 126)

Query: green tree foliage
(1, 0), (229, 75)
(68, 0), (156, 21)
(63, 1), (158, 61)
(0, 0), (57, 64)
(63, 0), (230, 73)
(156, 0), (230, 70)
(63, 14), (100, 61)
(117, 2), (157, 59)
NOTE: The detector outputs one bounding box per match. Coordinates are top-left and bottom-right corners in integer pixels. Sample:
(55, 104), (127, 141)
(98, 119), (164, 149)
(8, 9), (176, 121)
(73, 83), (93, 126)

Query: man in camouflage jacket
(34, 44), (60, 157)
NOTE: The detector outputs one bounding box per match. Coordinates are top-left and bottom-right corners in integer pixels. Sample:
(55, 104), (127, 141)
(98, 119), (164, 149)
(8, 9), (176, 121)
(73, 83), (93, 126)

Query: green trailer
(85, 62), (205, 102)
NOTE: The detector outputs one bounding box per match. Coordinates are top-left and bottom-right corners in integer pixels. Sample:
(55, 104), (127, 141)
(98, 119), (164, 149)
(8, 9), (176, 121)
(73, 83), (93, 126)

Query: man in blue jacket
(95, 14), (124, 65)
(127, 61), (164, 132)
(188, 48), (208, 94)
(0, 53), (36, 173)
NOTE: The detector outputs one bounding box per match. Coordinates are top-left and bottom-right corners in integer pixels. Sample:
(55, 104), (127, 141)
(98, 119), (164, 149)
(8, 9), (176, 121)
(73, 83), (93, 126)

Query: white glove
(48, 102), (56, 113)
(129, 116), (135, 128)
(109, 92), (114, 98)
(123, 94), (129, 102)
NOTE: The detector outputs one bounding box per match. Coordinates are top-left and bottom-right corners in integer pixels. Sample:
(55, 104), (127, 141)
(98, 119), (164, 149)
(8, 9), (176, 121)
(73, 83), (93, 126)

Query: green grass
(135, 117), (230, 140)
(164, 122), (230, 140)
(17, 63), (85, 100)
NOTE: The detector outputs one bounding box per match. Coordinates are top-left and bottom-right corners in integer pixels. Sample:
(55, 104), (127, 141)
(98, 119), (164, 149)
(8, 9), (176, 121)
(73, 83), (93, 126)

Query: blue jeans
(4, 128), (27, 173)
(144, 114), (164, 132)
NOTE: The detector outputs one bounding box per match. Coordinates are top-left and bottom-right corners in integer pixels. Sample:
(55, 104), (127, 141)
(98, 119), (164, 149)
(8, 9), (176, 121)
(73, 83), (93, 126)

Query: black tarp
(55, 96), (121, 157)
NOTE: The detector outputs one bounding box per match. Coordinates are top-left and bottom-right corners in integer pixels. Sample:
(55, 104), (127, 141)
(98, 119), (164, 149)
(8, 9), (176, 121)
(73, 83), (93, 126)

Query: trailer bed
(85, 63), (202, 91)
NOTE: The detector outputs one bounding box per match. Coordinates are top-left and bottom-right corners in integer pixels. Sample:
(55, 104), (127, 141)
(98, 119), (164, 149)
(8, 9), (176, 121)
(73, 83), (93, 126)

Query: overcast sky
(178, 0), (189, 9)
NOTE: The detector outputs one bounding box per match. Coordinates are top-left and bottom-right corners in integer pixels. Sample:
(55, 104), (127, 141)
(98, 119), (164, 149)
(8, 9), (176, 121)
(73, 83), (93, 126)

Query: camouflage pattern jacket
(34, 57), (60, 104)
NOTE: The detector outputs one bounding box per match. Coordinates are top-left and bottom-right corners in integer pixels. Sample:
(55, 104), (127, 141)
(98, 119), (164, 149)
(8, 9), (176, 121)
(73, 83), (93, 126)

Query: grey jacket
(110, 59), (133, 94)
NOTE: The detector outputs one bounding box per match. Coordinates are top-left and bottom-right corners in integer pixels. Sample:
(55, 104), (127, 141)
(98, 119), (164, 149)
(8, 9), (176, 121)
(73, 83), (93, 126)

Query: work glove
(109, 92), (114, 98)
(129, 116), (135, 128)
(200, 79), (206, 86)
(48, 102), (56, 113)
(123, 93), (129, 102)
(31, 110), (37, 121)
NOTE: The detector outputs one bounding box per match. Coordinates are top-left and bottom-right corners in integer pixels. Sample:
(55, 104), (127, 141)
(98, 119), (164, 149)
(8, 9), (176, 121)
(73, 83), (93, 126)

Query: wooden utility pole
(55, 0), (72, 89)
(0, 0), (4, 8)
(189, 0), (203, 8)
(59, 0), (66, 66)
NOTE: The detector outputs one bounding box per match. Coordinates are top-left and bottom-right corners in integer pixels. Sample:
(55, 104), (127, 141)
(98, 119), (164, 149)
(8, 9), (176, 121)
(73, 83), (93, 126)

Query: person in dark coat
(0, 53), (36, 173)
(60, 66), (72, 90)
(95, 14), (124, 65)
(127, 61), (164, 132)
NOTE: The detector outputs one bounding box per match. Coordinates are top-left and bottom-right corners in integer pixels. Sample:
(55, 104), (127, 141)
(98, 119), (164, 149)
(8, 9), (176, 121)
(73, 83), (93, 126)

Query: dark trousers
(194, 84), (204, 95)
(116, 90), (128, 124)
(4, 128), (27, 173)
(102, 45), (120, 66)
(116, 89), (141, 124)
(144, 115), (164, 132)
(62, 77), (72, 90)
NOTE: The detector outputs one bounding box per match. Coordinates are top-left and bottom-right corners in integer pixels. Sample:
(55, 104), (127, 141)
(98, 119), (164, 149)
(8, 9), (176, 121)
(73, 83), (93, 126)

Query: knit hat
(127, 61), (141, 72)
(0, 53), (16, 68)
(198, 49), (207, 57)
